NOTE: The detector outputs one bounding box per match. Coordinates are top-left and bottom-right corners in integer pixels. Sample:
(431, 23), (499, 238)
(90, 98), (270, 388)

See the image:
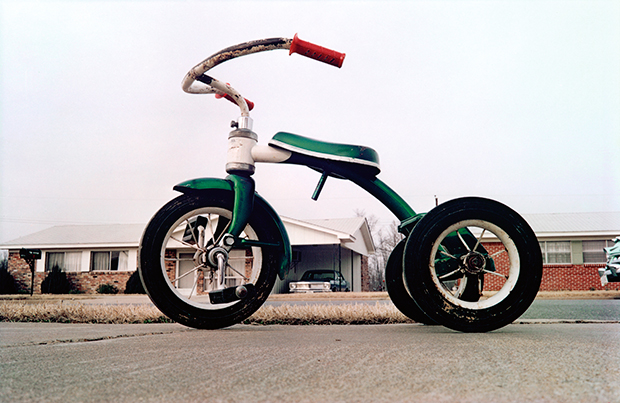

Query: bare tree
(355, 210), (404, 291)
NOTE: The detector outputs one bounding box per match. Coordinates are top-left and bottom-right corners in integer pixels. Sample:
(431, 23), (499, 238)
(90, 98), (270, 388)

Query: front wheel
(403, 197), (542, 332)
(139, 191), (282, 329)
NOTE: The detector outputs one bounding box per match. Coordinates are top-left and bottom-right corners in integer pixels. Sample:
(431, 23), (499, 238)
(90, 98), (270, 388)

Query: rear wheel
(403, 197), (542, 332)
(139, 191), (281, 329)
(385, 240), (436, 325)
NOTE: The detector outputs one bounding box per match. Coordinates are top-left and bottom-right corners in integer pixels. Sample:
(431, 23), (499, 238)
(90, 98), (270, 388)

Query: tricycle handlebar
(182, 35), (345, 115)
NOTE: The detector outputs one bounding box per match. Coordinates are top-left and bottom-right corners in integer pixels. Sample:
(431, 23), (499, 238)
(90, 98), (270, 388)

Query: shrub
(0, 269), (17, 294)
(41, 266), (73, 294)
(124, 271), (146, 294)
(97, 283), (119, 294)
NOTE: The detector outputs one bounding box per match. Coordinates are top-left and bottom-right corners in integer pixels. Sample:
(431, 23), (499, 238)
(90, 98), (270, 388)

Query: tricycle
(138, 35), (542, 332)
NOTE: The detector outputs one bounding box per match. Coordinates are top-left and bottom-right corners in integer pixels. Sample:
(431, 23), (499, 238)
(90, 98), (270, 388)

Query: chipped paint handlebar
(182, 35), (345, 115)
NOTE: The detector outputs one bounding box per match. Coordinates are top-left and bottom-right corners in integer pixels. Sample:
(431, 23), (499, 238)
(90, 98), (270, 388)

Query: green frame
(173, 176), (292, 280)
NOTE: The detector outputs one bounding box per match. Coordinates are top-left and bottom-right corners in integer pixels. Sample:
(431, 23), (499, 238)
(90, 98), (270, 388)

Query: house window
(90, 251), (129, 271)
(45, 252), (81, 272)
(540, 241), (571, 264)
(582, 240), (615, 263)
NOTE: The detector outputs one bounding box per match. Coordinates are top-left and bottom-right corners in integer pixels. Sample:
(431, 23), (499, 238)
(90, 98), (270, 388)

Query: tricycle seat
(269, 132), (380, 176)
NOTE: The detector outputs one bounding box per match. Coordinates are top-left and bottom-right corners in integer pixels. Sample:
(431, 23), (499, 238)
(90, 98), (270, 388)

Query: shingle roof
(0, 218), (370, 249)
(292, 217), (368, 237)
(0, 224), (145, 248)
(1, 212), (618, 249)
(523, 212), (620, 236)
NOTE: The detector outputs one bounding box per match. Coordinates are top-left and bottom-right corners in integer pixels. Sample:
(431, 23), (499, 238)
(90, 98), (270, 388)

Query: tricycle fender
(173, 177), (292, 280)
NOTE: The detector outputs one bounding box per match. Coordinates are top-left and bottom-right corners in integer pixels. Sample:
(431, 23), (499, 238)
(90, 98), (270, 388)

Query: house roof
(0, 224), (145, 249)
(301, 217), (369, 236)
(523, 212), (620, 238)
(282, 216), (375, 254)
(2, 212), (617, 250)
(0, 217), (376, 255)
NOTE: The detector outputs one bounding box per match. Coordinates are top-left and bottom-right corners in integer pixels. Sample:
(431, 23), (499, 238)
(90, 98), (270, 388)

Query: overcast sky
(1, 0), (619, 243)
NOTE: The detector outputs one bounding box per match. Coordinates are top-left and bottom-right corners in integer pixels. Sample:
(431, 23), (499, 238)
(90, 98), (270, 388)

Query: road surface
(1, 322), (619, 403)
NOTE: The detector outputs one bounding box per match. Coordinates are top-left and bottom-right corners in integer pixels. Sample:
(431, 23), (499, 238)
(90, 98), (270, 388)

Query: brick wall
(539, 264), (620, 291)
(7, 252), (133, 294)
(481, 243), (620, 292)
(65, 271), (133, 293)
(6, 247), (619, 294)
(7, 252), (41, 294)
(360, 255), (370, 292)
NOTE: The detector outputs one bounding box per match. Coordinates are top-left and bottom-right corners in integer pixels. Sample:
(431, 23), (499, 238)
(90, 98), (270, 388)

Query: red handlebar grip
(289, 34), (345, 68)
(216, 93), (255, 111)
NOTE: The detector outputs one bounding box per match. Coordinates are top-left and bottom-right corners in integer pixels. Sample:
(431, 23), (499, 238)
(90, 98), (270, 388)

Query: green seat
(269, 132), (380, 175)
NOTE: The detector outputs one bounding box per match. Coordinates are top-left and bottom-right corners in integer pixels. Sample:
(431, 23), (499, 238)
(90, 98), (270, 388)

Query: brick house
(2, 211), (619, 294)
(484, 212), (620, 291)
(0, 217), (374, 294)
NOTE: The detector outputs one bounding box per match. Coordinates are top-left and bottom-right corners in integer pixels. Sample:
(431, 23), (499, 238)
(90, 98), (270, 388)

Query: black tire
(385, 240), (437, 325)
(139, 191), (281, 329)
(403, 197), (542, 333)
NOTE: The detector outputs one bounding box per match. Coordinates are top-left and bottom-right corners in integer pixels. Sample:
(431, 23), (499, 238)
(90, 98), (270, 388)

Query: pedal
(209, 284), (256, 304)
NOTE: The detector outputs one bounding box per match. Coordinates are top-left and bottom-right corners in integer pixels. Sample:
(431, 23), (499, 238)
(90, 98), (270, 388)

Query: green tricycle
(138, 35), (542, 333)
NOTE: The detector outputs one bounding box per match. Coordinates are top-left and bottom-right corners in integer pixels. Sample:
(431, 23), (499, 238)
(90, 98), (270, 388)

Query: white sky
(1, 0), (619, 243)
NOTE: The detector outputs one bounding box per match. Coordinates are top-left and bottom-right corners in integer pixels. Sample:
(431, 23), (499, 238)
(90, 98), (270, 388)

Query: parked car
(599, 237), (620, 286)
(289, 270), (350, 293)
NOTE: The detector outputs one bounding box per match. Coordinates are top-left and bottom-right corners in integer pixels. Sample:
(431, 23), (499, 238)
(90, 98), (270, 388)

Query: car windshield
(301, 271), (336, 281)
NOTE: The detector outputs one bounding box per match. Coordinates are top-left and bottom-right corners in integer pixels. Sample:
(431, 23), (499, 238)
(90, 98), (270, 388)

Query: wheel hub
(207, 246), (228, 268)
(462, 252), (486, 275)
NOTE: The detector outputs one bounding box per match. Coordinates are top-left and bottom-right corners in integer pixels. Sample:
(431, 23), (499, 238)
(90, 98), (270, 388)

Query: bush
(0, 269), (17, 294)
(124, 271), (146, 294)
(41, 266), (73, 294)
(97, 283), (119, 294)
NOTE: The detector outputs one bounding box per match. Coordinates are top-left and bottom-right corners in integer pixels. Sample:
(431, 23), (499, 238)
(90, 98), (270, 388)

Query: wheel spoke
(185, 218), (200, 246)
(483, 269), (508, 279)
(170, 235), (202, 251)
(439, 250), (458, 259)
(457, 230), (471, 251)
(187, 274), (198, 300)
(438, 268), (463, 280)
(226, 261), (251, 281)
(208, 214), (231, 247)
(171, 264), (204, 283)
(444, 276), (467, 297)
(491, 249), (507, 258)
(472, 229), (486, 252)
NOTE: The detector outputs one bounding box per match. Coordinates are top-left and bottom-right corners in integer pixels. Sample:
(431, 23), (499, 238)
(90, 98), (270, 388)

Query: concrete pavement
(1, 322), (619, 403)
(1, 293), (619, 402)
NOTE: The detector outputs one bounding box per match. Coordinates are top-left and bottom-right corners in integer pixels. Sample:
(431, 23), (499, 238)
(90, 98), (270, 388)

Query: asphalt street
(1, 322), (619, 403)
(1, 297), (619, 402)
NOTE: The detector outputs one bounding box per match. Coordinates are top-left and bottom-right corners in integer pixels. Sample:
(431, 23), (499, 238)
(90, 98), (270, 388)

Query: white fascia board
(281, 217), (355, 242)
(481, 231), (620, 242)
(2, 243), (138, 251)
(535, 232), (620, 240)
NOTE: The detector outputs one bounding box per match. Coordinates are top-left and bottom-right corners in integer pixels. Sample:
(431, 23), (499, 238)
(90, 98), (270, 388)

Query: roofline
(280, 216), (356, 242)
(478, 231), (620, 242)
(535, 232), (620, 239)
(1, 243), (138, 251)
(358, 218), (376, 254)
